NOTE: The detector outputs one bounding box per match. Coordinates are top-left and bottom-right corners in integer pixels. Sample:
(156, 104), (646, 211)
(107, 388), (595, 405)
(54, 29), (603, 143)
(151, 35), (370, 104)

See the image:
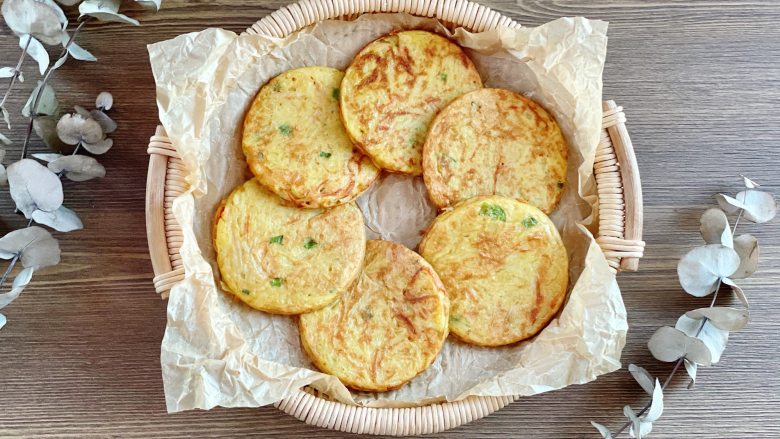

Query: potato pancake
(340, 30), (482, 175)
(214, 179), (366, 314)
(243, 66), (379, 208)
(422, 88), (568, 214)
(418, 196), (568, 347)
(299, 240), (449, 392)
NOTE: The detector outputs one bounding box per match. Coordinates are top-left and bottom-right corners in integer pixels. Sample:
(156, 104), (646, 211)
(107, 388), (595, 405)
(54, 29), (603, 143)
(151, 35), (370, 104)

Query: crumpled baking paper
(148, 13), (626, 412)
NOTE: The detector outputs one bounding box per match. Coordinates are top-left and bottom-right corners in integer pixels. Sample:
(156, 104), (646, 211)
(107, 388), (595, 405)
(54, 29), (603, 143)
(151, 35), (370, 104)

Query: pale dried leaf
(1, 0), (65, 45)
(700, 208), (733, 247)
(79, 0), (140, 25)
(730, 234), (759, 279)
(0, 133), (10, 146)
(644, 379), (664, 422)
(90, 109), (116, 133)
(20, 35), (49, 75)
(648, 326), (712, 366)
(737, 189), (777, 223)
(0, 226), (60, 269)
(715, 193), (745, 215)
(590, 422), (613, 439)
(32, 115), (68, 151)
(39, 0), (67, 26)
(0, 67), (15, 78)
(623, 406), (641, 439)
(742, 175), (760, 189)
(686, 307), (748, 331)
(31, 153), (63, 163)
(22, 81), (58, 117)
(73, 105), (91, 118)
(2, 106), (10, 129)
(95, 91), (113, 110)
(0, 266), (34, 309)
(7, 158), (63, 217)
(55, 0), (82, 6)
(56, 113), (103, 145)
(48, 155), (105, 181)
(677, 244), (740, 297)
(32, 205), (83, 232)
(628, 364), (655, 395)
(65, 38), (97, 62)
(82, 137), (112, 155)
(684, 359), (697, 389)
(135, 0), (161, 11)
(723, 278), (749, 308)
(0, 313), (5, 330)
(629, 420), (653, 439)
(676, 315), (728, 364)
(0, 164), (6, 185)
(51, 53), (67, 71)
(17, 70), (24, 82)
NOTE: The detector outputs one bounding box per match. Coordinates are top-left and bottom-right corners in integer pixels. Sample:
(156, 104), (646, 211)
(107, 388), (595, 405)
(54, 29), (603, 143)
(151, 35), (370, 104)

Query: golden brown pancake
(418, 196), (568, 346)
(243, 66), (379, 208)
(214, 179), (366, 314)
(422, 88), (568, 214)
(340, 30), (482, 175)
(299, 240), (450, 391)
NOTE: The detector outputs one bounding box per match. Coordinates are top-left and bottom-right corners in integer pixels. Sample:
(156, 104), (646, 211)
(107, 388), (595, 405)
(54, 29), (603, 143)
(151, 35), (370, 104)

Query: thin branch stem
(0, 36), (31, 111)
(0, 254), (19, 290)
(20, 18), (92, 159)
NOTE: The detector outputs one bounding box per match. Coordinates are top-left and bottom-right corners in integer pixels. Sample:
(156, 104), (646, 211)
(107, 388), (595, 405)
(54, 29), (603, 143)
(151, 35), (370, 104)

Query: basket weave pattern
(144, 0), (645, 434)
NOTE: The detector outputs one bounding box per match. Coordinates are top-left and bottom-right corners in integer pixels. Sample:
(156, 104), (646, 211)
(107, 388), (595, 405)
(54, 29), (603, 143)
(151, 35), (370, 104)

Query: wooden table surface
(1, 1), (779, 437)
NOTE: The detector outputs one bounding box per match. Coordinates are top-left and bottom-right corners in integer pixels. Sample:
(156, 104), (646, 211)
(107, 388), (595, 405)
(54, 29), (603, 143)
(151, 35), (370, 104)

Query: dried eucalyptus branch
(0, 0), (162, 330)
(591, 176), (776, 438)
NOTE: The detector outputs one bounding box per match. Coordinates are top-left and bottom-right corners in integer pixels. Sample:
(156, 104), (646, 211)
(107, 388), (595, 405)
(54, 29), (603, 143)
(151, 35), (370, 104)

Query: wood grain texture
(1, 1), (779, 437)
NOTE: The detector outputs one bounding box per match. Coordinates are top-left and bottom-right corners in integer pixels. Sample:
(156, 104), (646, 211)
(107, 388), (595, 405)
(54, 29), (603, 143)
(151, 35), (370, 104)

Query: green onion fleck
(439, 72), (447, 82)
(331, 88), (340, 100)
(522, 216), (538, 228)
(269, 235), (284, 245)
(278, 123), (293, 136)
(304, 238), (318, 249)
(270, 278), (283, 287)
(241, 288), (251, 295)
(479, 203), (506, 222)
(319, 151), (332, 158)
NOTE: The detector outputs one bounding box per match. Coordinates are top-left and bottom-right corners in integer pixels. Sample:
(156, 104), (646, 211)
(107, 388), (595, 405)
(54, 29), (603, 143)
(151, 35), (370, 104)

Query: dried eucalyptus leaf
(644, 379), (664, 423)
(32, 115), (68, 151)
(737, 189), (777, 223)
(686, 307), (748, 331)
(135, 0), (161, 11)
(22, 81), (58, 117)
(1, 0), (65, 45)
(0, 133), (10, 146)
(73, 105), (91, 118)
(65, 38), (97, 62)
(56, 113), (103, 145)
(629, 420), (653, 439)
(684, 359), (697, 389)
(48, 155), (105, 181)
(590, 422), (613, 439)
(730, 234), (759, 279)
(2, 106), (10, 129)
(742, 175), (760, 189)
(55, 0), (82, 6)
(51, 54), (67, 71)
(648, 326), (712, 366)
(7, 159), (63, 217)
(0, 67), (15, 78)
(628, 364), (655, 395)
(700, 208), (733, 247)
(90, 109), (116, 133)
(677, 244), (740, 297)
(0, 164), (6, 185)
(79, 0), (140, 26)
(0, 313), (6, 330)
(95, 91), (113, 111)
(20, 35), (49, 75)
(0, 266), (34, 309)
(676, 315), (727, 364)
(32, 205), (83, 232)
(39, 0), (67, 26)
(31, 153), (62, 163)
(723, 278), (749, 308)
(0, 226), (60, 269)
(82, 137), (112, 155)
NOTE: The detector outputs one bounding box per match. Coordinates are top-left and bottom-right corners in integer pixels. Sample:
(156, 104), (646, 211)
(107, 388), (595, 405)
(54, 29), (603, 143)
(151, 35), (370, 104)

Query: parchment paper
(149, 14), (627, 412)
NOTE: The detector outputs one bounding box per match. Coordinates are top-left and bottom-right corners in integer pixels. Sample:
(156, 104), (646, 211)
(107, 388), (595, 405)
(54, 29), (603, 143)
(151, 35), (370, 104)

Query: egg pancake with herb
(340, 30), (482, 175)
(214, 179), (366, 314)
(299, 240), (449, 392)
(243, 66), (379, 208)
(418, 196), (568, 347)
(422, 88), (568, 214)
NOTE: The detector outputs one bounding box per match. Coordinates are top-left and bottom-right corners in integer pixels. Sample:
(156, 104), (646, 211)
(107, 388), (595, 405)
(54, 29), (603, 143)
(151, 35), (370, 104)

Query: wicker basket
(144, 0), (645, 434)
